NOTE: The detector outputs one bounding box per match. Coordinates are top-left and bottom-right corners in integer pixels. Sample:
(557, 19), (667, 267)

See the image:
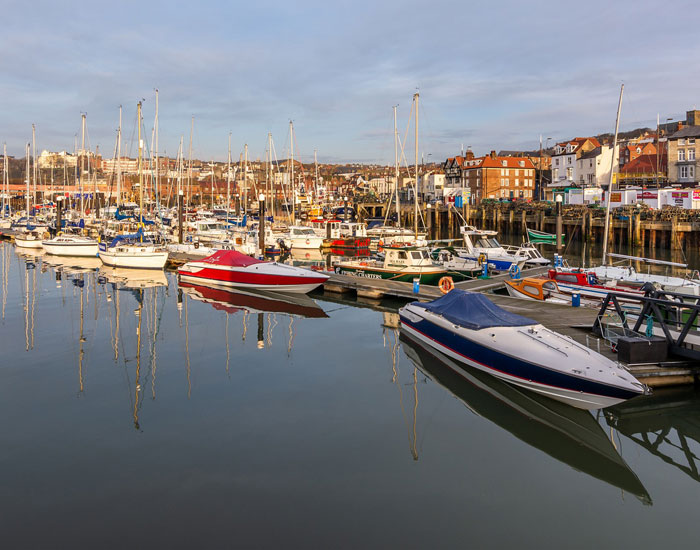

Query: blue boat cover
(414, 289), (536, 330)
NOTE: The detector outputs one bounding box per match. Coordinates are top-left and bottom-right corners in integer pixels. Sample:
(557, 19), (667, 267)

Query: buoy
(439, 276), (454, 294)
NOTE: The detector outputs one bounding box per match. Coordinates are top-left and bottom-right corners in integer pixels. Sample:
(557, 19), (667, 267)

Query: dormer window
(679, 138), (687, 146)
(519, 160), (525, 167)
(501, 160), (507, 166)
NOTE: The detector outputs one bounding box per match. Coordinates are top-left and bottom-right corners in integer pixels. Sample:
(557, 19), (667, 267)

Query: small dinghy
(398, 289), (649, 409)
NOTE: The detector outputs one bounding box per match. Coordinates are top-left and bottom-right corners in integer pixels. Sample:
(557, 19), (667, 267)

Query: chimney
(465, 150), (475, 160)
(490, 150), (497, 159)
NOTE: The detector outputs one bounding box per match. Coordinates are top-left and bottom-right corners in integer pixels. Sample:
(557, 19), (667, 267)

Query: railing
(592, 288), (700, 360)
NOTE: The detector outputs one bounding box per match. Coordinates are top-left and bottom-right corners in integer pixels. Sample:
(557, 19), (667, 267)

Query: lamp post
(541, 137), (552, 201)
(343, 195), (348, 221)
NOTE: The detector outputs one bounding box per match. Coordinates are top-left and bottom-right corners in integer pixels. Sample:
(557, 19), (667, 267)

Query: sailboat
(15, 143), (47, 249)
(98, 101), (168, 270)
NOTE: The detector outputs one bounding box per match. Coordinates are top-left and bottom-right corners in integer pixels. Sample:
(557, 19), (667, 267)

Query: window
(567, 156), (572, 165)
(691, 165), (696, 179)
(689, 149), (696, 161)
(397, 251), (407, 259)
(519, 160), (525, 167)
(515, 179), (519, 186)
(589, 160), (593, 167)
(523, 285), (541, 296)
(566, 167), (573, 179)
(680, 165), (689, 179)
(555, 158), (560, 166)
(690, 138), (696, 145)
(410, 252), (423, 260)
(679, 149), (686, 161)
(501, 160), (507, 166)
(679, 138), (687, 146)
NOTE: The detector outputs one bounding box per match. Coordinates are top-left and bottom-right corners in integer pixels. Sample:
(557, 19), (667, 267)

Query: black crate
(616, 336), (668, 364)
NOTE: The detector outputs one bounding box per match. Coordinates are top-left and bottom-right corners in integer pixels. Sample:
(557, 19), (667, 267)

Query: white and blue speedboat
(399, 290), (649, 409)
(457, 226), (528, 272)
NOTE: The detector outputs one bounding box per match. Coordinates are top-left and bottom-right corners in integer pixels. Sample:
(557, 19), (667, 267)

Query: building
(443, 151), (536, 202)
(667, 126), (700, 186)
(618, 153), (668, 187)
(575, 145), (617, 188)
(421, 172), (445, 201)
(550, 137), (601, 186)
(620, 141), (657, 168)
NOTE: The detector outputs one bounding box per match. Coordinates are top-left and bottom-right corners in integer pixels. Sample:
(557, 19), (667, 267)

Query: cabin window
(398, 251), (407, 259)
(411, 252), (423, 260)
(523, 285), (540, 296)
(557, 274), (579, 283)
(543, 281), (557, 290)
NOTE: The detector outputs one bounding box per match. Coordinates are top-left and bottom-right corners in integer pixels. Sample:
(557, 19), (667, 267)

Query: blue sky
(3, 0), (699, 164)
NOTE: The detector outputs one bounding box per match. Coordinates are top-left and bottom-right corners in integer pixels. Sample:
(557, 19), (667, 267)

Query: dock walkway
(321, 269), (699, 388)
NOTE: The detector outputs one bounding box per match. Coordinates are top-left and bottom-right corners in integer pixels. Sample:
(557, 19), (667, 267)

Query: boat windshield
(476, 238), (501, 249)
(294, 228), (316, 236)
(410, 251), (428, 261)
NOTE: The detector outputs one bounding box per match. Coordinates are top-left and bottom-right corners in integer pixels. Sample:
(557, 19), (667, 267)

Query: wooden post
(521, 210), (527, 234)
(671, 216), (680, 250)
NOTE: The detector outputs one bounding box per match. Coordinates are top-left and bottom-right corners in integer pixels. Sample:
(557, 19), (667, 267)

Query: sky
(2, 0), (699, 165)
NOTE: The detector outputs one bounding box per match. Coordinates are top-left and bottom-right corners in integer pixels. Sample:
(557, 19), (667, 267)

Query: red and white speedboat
(177, 250), (330, 294)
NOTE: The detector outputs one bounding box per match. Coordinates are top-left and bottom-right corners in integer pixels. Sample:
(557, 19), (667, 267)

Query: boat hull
(334, 265), (446, 285)
(99, 249), (169, 269)
(15, 237), (44, 249)
(42, 241), (99, 257)
(399, 305), (644, 409)
(178, 263), (329, 294)
(323, 237), (371, 249)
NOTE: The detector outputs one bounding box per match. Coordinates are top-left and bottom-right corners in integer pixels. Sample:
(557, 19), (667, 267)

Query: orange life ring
(439, 276), (454, 294)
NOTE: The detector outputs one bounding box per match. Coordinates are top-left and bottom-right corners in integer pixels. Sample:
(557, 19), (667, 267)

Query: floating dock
(321, 268), (699, 388)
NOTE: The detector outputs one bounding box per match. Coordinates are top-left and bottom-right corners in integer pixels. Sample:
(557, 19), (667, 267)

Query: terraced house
(667, 126), (700, 187)
(443, 151), (535, 202)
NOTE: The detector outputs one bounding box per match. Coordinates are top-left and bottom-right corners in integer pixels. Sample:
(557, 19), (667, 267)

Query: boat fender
(306, 238), (310, 245)
(439, 276), (454, 294)
(334, 266), (341, 274)
(478, 253), (486, 266)
(509, 264), (521, 279)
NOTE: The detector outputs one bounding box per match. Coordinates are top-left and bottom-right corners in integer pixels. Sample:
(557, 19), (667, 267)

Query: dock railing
(592, 287), (700, 360)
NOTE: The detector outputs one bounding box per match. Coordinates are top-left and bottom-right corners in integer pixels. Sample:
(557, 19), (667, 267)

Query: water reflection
(606, 388), (700, 483)
(399, 330), (652, 504)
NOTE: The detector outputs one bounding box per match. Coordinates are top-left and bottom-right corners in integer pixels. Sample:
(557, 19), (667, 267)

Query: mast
(210, 159), (215, 211)
(2, 143), (7, 219)
(413, 92), (419, 239)
(289, 121), (294, 225)
(314, 149), (318, 202)
(32, 124), (37, 205)
(268, 132), (273, 219)
(601, 83), (624, 266)
(80, 114), (86, 216)
(138, 101), (143, 233)
(25, 143), (30, 219)
(117, 105), (122, 209)
(227, 132), (231, 223)
(154, 89), (159, 212)
(393, 105), (400, 226)
(187, 116), (194, 210)
(656, 113), (660, 188)
(243, 143), (248, 215)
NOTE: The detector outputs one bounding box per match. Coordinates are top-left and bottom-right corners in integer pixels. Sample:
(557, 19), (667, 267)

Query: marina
(2, 240), (700, 548)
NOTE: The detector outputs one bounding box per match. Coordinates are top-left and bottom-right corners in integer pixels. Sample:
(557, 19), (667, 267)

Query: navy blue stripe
(400, 314), (639, 400)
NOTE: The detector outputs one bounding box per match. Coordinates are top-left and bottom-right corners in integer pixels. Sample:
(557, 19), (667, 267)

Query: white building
(421, 173), (445, 201)
(550, 137), (601, 186)
(575, 145), (618, 187)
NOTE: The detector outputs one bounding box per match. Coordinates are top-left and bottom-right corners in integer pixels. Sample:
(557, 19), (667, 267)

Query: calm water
(1, 241), (700, 549)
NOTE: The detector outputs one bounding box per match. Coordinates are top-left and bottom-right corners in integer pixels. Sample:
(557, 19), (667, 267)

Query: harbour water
(2, 241), (700, 549)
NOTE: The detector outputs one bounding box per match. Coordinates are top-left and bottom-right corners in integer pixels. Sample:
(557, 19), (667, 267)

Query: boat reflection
(605, 387), (700, 483)
(98, 266), (168, 289)
(399, 330), (652, 504)
(43, 255), (102, 275)
(178, 281), (328, 319)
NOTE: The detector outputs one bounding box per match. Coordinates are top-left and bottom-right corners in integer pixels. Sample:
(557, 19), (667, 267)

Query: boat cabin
(548, 269), (599, 286)
(385, 248), (435, 268)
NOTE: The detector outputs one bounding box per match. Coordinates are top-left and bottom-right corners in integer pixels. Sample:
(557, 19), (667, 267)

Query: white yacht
(42, 233), (99, 257)
(98, 231), (168, 269)
(283, 225), (324, 250)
